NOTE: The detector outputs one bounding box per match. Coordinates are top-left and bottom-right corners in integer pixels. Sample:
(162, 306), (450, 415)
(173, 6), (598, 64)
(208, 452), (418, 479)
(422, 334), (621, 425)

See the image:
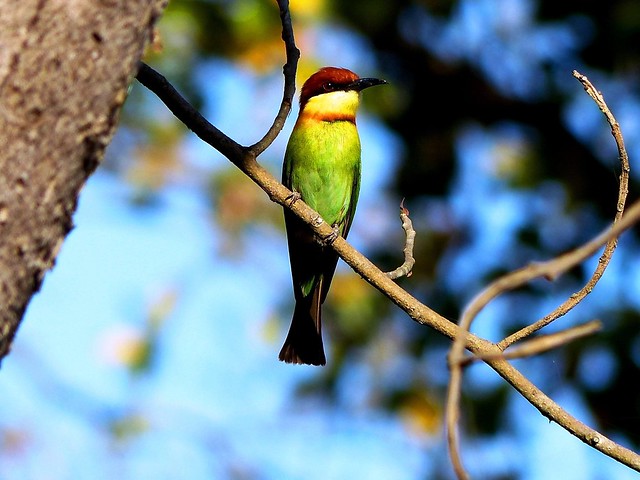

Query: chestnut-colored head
(297, 67), (387, 121)
(300, 67), (387, 108)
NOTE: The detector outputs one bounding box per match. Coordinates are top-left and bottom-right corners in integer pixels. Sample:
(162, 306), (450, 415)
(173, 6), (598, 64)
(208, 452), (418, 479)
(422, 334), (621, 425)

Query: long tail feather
(279, 285), (325, 365)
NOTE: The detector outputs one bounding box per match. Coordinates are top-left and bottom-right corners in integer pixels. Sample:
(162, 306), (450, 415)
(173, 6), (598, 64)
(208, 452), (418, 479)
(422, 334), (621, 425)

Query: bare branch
(462, 320), (602, 365)
(500, 70), (630, 348)
(462, 197), (640, 351)
(385, 199), (416, 280)
(135, 6), (640, 473)
(135, 63), (244, 160)
(247, 0), (300, 155)
(445, 365), (470, 480)
(445, 71), (637, 476)
(135, 0), (299, 160)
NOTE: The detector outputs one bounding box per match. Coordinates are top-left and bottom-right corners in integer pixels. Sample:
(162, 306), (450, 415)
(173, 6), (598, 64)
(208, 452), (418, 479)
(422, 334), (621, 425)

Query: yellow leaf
(399, 391), (442, 437)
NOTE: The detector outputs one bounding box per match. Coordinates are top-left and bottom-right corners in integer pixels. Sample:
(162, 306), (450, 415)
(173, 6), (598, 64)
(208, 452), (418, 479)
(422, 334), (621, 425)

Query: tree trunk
(0, 0), (166, 364)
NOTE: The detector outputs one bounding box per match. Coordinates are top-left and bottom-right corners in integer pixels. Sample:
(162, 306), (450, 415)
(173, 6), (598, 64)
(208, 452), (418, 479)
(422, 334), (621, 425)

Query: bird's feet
(318, 225), (340, 246)
(285, 191), (301, 206)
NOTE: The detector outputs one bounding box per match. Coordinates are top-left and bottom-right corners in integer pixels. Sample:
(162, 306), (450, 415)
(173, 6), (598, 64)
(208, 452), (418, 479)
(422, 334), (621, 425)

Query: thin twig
(447, 386), (469, 480)
(135, 0), (299, 161)
(461, 320), (602, 365)
(463, 197), (640, 346)
(445, 71), (633, 479)
(443, 195), (640, 479)
(386, 199), (416, 279)
(247, 0), (299, 155)
(499, 70), (630, 348)
(446, 352), (469, 478)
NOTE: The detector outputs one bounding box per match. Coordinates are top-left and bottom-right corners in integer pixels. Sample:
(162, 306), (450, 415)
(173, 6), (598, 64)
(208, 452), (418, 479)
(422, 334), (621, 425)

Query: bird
(279, 66), (387, 365)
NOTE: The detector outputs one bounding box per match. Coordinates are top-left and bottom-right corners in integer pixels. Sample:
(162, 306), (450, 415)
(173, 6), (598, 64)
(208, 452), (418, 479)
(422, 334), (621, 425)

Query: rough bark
(0, 0), (167, 364)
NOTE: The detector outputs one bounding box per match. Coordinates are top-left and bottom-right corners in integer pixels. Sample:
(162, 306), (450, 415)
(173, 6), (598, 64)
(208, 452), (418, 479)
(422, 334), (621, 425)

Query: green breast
(283, 120), (361, 231)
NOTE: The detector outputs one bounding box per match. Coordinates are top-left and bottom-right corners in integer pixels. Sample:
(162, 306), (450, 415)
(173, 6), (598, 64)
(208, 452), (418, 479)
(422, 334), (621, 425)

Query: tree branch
(135, 62), (244, 160)
(247, 0), (299, 155)
(462, 320), (602, 365)
(135, 4), (640, 475)
(499, 71), (630, 348)
(445, 71), (637, 478)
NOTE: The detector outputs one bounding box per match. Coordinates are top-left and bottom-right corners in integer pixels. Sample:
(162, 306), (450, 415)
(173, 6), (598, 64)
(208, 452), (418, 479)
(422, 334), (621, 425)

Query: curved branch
(135, 0), (299, 161)
(499, 71), (630, 348)
(445, 71), (637, 477)
(247, 0), (299, 155)
(134, 4), (640, 474)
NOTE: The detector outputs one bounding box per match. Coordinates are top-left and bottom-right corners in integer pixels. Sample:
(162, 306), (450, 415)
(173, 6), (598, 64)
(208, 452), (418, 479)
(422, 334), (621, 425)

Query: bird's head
(298, 67), (387, 121)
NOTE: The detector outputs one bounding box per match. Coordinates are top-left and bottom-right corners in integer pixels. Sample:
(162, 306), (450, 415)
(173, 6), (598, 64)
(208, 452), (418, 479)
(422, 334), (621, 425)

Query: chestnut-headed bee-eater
(279, 67), (387, 365)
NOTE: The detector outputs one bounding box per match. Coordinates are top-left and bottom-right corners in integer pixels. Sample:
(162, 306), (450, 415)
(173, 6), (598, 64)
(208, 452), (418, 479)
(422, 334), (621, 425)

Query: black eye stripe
(304, 80), (354, 102)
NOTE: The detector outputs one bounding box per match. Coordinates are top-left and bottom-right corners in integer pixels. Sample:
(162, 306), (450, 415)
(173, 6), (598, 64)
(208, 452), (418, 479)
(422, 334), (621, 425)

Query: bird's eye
(322, 82), (335, 91)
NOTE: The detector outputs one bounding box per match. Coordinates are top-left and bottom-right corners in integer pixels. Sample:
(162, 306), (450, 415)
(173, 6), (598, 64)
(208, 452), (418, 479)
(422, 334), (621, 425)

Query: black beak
(348, 77), (388, 92)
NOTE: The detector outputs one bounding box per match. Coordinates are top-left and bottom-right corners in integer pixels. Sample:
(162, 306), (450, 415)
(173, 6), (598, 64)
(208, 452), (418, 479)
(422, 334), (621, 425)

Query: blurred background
(2, 0), (640, 478)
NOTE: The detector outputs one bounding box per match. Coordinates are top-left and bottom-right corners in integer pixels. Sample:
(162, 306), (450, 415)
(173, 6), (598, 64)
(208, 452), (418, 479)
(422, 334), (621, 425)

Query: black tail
(279, 294), (325, 366)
